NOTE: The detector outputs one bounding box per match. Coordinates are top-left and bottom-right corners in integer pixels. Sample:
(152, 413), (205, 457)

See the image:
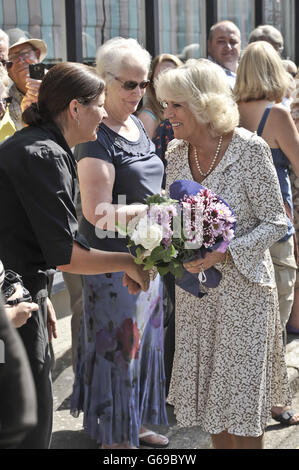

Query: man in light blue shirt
(208, 20), (241, 89)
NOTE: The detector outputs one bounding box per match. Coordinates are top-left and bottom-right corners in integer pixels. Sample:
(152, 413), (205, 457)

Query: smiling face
(163, 101), (198, 141)
(77, 92), (108, 143)
(208, 22), (241, 73)
(106, 61), (149, 117)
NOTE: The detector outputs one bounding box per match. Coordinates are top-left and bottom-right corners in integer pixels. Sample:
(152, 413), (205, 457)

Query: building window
(81, 0), (146, 64)
(158, 0), (205, 61)
(0, 0), (65, 64)
(217, 0), (255, 49)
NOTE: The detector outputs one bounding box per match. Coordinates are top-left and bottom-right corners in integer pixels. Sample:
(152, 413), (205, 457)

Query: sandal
(272, 409), (299, 426)
(139, 430), (169, 448)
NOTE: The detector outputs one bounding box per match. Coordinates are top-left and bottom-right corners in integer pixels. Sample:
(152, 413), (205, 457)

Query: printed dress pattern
(165, 127), (291, 437)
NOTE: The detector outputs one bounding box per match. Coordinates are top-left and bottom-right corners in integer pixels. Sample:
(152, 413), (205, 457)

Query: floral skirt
(70, 272), (168, 446)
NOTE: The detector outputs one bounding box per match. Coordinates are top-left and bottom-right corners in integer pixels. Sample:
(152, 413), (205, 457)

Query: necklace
(193, 135), (223, 177)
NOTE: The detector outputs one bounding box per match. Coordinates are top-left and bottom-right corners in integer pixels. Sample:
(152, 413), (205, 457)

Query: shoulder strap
(257, 104), (274, 137)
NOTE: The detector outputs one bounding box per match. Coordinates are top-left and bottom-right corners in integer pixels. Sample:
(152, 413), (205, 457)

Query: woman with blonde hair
(156, 58), (291, 449)
(235, 40), (299, 426)
(138, 53), (182, 139)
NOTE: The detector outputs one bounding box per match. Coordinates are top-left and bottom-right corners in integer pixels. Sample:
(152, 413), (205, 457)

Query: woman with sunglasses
(71, 37), (169, 449)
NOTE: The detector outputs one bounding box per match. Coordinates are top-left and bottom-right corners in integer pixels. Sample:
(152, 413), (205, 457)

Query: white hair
(0, 29), (9, 46)
(96, 37), (151, 79)
(156, 58), (239, 136)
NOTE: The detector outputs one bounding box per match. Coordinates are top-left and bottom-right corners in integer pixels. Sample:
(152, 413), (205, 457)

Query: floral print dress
(70, 116), (168, 447)
(165, 127), (291, 437)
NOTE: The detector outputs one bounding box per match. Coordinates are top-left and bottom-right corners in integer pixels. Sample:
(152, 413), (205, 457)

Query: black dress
(0, 122), (89, 448)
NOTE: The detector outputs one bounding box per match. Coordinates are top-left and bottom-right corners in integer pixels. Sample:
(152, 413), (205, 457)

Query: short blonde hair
(155, 58), (239, 136)
(234, 41), (290, 102)
(96, 37), (151, 79)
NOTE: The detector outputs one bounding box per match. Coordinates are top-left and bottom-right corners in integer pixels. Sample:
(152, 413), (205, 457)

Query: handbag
(2, 270), (32, 305)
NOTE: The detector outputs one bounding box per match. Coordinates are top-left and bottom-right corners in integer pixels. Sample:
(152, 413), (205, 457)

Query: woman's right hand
(5, 301), (38, 328)
(123, 257), (150, 294)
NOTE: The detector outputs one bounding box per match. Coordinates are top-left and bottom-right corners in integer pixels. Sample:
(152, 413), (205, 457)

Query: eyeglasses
(0, 97), (12, 108)
(108, 72), (150, 91)
(8, 47), (36, 63)
(0, 59), (13, 70)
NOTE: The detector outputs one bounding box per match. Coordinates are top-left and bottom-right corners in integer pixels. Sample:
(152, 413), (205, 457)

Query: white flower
(131, 216), (163, 252)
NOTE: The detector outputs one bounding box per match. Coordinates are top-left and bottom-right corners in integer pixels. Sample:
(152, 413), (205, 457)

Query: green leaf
(169, 262), (184, 278)
(150, 245), (167, 262)
(136, 246), (144, 259)
(143, 259), (155, 270)
(158, 265), (171, 276)
(146, 194), (178, 206)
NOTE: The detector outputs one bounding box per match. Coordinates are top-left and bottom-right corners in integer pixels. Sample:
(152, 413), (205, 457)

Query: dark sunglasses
(0, 59), (13, 70)
(108, 72), (150, 91)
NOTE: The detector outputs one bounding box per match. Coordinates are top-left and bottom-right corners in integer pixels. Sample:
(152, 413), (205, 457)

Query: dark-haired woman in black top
(0, 62), (149, 449)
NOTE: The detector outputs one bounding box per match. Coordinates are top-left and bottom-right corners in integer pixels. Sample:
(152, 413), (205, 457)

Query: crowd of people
(0, 18), (299, 450)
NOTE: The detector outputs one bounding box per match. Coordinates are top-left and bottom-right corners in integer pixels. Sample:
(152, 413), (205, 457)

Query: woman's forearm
(57, 242), (149, 292)
(57, 241), (133, 275)
(85, 203), (147, 231)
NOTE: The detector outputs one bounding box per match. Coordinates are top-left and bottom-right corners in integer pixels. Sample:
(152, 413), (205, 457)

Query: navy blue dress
(70, 115), (168, 446)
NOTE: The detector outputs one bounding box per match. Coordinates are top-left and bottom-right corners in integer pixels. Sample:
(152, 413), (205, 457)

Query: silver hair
(0, 29), (9, 46)
(96, 37), (151, 79)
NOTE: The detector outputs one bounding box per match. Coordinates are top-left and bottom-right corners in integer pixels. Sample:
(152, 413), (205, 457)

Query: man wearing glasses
(7, 35), (47, 130)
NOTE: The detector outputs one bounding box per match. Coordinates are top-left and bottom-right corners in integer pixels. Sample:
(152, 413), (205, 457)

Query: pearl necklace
(194, 135), (223, 177)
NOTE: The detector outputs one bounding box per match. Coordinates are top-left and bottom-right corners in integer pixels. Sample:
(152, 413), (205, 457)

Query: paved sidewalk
(50, 307), (299, 449)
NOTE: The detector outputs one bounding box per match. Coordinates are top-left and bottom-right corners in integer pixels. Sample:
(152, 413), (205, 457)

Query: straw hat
(9, 36), (47, 61)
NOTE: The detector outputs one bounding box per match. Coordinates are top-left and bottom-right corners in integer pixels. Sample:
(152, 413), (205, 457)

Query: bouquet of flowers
(124, 180), (236, 297)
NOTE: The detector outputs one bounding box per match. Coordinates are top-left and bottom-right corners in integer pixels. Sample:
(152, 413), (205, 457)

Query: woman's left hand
(47, 297), (58, 342)
(123, 257), (150, 294)
(122, 273), (143, 295)
(184, 250), (226, 273)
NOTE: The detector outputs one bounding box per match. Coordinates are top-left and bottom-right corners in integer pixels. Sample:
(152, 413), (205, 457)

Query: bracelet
(223, 250), (230, 268)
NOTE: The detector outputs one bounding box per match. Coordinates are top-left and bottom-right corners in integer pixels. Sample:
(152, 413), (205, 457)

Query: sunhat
(8, 36), (47, 62)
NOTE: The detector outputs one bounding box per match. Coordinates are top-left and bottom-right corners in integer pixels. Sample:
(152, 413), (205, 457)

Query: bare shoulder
(138, 107), (156, 122)
(270, 103), (291, 121)
(265, 104), (294, 136)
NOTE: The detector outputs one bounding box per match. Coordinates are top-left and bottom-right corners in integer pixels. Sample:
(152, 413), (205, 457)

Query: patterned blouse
(165, 127), (288, 287)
